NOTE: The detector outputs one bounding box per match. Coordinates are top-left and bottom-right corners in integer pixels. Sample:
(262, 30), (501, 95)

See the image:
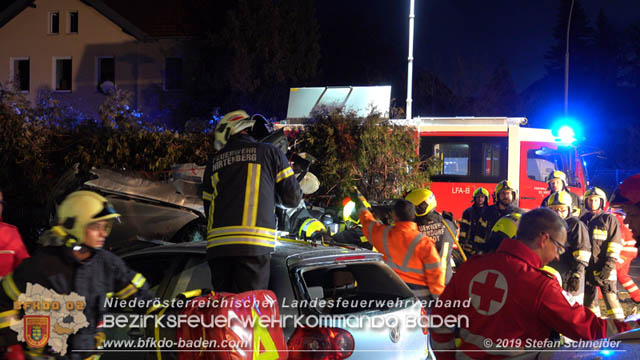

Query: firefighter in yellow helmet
(541, 170), (583, 217)
(459, 187), (489, 256)
(0, 191), (154, 357)
(485, 212), (521, 253)
(579, 187), (624, 319)
(474, 180), (524, 254)
(405, 188), (457, 284)
(331, 197), (373, 249)
(203, 110), (302, 293)
(546, 191), (591, 302)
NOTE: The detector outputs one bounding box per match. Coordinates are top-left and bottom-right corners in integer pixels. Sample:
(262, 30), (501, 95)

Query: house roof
(0, 0), (199, 39)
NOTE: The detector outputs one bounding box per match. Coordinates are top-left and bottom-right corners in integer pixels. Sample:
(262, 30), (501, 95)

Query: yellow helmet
(490, 213), (522, 240)
(55, 191), (120, 246)
(298, 218), (326, 240)
(472, 187), (489, 203)
(546, 171), (568, 188)
(494, 180), (517, 201)
(546, 191), (573, 215)
(214, 110), (255, 150)
(584, 187), (607, 210)
(405, 188), (437, 216)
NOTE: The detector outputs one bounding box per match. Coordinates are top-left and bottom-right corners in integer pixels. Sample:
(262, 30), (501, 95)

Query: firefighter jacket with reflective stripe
(541, 190), (583, 217)
(359, 209), (444, 295)
(203, 134), (302, 257)
(580, 211), (622, 271)
(0, 222), (29, 277)
(549, 216), (591, 281)
(459, 205), (486, 251)
(415, 211), (456, 284)
(474, 204), (523, 253)
(430, 238), (630, 360)
(0, 245), (153, 354)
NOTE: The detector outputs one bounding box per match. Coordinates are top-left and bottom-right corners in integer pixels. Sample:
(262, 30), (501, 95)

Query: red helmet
(611, 174), (640, 208)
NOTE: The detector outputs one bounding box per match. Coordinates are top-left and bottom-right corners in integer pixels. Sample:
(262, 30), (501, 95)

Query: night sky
(317, 0), (640, 98)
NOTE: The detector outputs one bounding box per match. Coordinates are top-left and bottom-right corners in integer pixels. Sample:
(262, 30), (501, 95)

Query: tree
(475, 60), (522, 116)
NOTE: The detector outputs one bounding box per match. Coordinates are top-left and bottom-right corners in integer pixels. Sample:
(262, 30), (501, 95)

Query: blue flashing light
(551, 117), (583, 144)
(557, 126), (576, 144)
(599, 350), (613, 356)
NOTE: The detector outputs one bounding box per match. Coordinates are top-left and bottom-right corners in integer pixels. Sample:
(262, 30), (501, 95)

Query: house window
(97, 57), (115, 92)
(49, 12), (59, 34)
(10, 57), (29, 92)
(54, 57), (72, 91)
(164, 57), (183, 91)
(68, 11), (78, 33)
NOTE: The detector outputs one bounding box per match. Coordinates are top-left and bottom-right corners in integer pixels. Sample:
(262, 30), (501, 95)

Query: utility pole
(406, 0), (415, 121)
(564, 0), (575, 115)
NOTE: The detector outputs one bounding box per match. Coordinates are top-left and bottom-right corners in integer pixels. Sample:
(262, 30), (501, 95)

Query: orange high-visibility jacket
(359, 209), (445, 295)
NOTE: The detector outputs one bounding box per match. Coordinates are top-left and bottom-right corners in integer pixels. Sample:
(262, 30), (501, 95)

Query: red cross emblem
(468, 270), (508, 315)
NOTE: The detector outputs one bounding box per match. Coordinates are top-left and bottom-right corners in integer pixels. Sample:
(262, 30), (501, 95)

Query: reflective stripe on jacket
(359, 209), (444, 295)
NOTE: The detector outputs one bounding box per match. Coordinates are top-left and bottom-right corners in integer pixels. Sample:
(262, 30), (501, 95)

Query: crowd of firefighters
(2, 108), (640, 359)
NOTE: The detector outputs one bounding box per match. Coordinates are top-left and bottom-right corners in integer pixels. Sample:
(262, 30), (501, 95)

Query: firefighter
(331, 197), (372, 249)
(0, 191), (154, 358)
(203, 110), (302, 293)
(540, 170), (583, 217)
(430, 208), (632, 359)
(546, 191), (591, 302)
(473, 180), (523, 254)
(405, 188), (456, 284)
(0, 186), (29, 278)
(459, 187), (489, 257)
(484, 212), (521, 253)
(610, 174), (640, 301)
(580, 186), (624, 319)
(353, 191), (444, 301)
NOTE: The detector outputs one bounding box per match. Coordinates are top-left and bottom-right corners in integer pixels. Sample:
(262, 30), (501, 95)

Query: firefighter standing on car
(459, 187), (489, 257)
(580, 186), (624, 319)
(610, 174), (640, 300)
(353, 189), (444, 301)
(203, 110), (302, 293)
(545, 191), (591, 302)
(473, 180), (523, 254)
(0, 191), (154, 359)
(405, 188), (456, 284)
(541, 170), (583, 217)
(430, 208), (633, 360)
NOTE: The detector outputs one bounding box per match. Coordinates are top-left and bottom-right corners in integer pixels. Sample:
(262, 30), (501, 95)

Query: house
(0, 0), (197, 123)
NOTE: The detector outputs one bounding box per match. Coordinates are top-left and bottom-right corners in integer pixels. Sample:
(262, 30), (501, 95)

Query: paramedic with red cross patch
(430, 208), (631, 359)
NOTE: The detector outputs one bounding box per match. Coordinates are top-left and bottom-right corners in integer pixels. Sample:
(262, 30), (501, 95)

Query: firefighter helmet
(214, 110), (255, 150)
(490, 213), (522, 240)
(472, 187), (490, 203)
(298, 218), (326, 240)
(611, 174), (640, 208)
(584, 187), (607, 210)
(546, 190), (573, 216)
(405, 188), (437, 217)
(494, 180), (517, 201)
(546, 171), (568, 189)
(55, 191), (120, 246)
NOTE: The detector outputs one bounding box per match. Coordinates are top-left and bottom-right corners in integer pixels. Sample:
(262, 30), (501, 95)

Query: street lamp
(564, 0), (575, 115)
(406, 0), (415, 121)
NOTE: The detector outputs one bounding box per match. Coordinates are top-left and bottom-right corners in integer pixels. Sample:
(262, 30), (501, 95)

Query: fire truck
(391, 116), (587, 219)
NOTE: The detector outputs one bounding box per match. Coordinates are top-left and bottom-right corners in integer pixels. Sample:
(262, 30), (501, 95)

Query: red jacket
(430, 238), (629, 359)
(0, 222), (29, 277)
(359, 209), (444, 295)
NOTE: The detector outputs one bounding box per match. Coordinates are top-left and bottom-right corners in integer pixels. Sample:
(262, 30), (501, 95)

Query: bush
(298, 110), (439, 205)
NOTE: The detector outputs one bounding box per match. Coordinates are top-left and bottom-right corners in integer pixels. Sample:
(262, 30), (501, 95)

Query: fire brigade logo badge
(24, 315), (50, 348)
(468, 270), (508, 316)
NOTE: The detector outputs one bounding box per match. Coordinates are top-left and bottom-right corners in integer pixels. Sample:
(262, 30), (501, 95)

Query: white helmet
(214, 110), (255, 150)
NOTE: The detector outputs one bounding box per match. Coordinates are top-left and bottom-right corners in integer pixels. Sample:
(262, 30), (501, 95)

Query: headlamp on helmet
(405, 188), (437, 217)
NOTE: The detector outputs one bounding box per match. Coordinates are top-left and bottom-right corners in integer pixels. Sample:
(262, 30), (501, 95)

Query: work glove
(566, 272), (582, 293)
(349, 187), (371, 212)
(598, 261), (615, 284)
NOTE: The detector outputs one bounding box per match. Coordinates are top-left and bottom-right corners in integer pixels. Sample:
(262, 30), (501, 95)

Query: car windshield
(300, 262), (416, 315)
